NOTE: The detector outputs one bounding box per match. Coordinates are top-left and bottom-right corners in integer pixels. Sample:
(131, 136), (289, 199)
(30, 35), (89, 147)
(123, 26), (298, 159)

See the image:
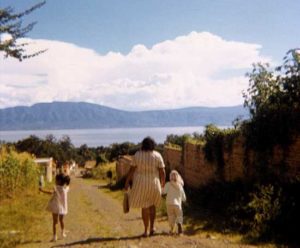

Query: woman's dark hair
(141, 136), (156, 151)
(56, 160), (63, 168)
(55, 173), (65, 186)
(64, 175), (71, 186)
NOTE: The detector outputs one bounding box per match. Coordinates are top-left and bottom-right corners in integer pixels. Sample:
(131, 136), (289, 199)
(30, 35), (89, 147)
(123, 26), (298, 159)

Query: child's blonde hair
(169, 170), (184, 186)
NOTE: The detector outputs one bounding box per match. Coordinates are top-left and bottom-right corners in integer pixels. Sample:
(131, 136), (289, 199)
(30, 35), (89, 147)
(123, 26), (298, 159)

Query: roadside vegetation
(0, 146), (50, 248)
(0, 146), (39, 201)
(0, 191), (50, 248)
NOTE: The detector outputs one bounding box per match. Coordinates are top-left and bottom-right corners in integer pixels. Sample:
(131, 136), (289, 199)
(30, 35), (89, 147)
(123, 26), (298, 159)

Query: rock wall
(285, 136), (300, 178)
(115, 136), (300, 187)
(182, 143), (217, 188)
(163, 147), (183, 176)
(270, 136), (300, 180)
(223, 137), (245, 182)
(116, 155), (132, 182)
(163, 135), (300, 188)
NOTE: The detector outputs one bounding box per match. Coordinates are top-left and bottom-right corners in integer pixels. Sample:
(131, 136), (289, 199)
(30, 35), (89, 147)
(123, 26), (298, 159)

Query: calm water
(0, 126), (209, 147)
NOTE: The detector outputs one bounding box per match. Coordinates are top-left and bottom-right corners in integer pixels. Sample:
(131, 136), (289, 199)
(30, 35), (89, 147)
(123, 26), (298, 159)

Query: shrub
(90, 162), (116, 183)
(0, 146), (39, 201)
(203, 124), (240, 179)
(95, 153), (108, 166)
(246, 184), (282, 239)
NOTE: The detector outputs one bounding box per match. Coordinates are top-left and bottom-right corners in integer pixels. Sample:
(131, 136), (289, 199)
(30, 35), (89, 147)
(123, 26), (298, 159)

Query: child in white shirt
(40, 173), (70, 242)
(163, 170), (186, 235)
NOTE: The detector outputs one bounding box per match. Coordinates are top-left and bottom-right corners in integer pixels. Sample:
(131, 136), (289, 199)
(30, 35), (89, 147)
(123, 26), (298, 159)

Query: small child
(162, 170), (186, 235)
(40, 173), (70, 242)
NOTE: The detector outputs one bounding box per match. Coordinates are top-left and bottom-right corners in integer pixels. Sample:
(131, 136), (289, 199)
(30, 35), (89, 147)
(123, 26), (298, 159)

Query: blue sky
(0, 0), (299, 110)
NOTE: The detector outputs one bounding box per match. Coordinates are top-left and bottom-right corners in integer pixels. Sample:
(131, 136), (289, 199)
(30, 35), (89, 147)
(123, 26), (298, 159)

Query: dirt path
(19, 176), (262, 248)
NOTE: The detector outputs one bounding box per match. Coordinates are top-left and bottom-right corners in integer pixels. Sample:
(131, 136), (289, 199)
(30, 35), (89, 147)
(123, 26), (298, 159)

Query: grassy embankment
(0, 146), (54, 248)
(0, 186), (53, 248)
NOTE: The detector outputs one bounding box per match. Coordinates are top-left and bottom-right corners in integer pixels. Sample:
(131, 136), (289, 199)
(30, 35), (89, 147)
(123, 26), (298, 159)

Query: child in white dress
(40, 173), (70, 242)
(163, 170), (186, 235)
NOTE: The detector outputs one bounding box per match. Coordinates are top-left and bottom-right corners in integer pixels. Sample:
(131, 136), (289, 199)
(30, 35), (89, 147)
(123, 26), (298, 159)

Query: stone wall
(116, 155), (132, 182)
(115, 136), (300, 187)
(223, 137), (246, 182)
(163, 147), (183, 176)
(270, 136), (300, 180)
(163, 135), (300, 188)
(285, 136), (300, 178)
(183, 143), (217, 188)
(163, 143), (217, 188)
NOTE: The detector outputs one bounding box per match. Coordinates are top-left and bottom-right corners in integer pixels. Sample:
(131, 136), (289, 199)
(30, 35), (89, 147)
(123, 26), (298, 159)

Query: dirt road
(19, 176), (261, 248)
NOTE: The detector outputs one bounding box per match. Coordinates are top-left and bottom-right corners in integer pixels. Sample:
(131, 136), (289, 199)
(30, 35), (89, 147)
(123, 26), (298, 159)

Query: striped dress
(129, 150), (165, 208)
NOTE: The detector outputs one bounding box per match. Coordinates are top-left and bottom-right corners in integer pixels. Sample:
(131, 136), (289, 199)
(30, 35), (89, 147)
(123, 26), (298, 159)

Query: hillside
(0, 102), (248, 130)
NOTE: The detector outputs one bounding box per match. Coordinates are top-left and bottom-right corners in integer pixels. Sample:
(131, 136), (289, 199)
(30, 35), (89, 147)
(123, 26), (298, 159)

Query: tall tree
(0, 1), (46, 61)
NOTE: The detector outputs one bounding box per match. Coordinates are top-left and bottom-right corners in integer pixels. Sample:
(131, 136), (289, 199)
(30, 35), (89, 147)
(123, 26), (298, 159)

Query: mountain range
(0, 102), (248, 130)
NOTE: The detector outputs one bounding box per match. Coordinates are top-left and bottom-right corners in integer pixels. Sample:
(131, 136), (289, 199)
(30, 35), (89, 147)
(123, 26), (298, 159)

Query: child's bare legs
(167, 205), (184, 235)
(177, 223), (183, 235)
(59, 215), (66, 237)
(52, 214), (59, 241)
(167, 205), (176, 234)
(52, 214), (66, 240)
(176, 208), (184, 235)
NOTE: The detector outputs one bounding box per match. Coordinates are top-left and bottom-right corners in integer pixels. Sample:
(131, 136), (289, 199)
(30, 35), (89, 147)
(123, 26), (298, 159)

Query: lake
(0, 126), (211, 147)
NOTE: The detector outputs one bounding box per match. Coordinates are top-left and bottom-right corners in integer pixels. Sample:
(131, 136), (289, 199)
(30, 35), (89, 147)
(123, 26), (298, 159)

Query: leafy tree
(244, 49), (300, 118)
(14, 135), (78, 163)
(58, 135), (76, 161)
(165, 133), (192, 147)
(108, 142), (137, 161)
(242, 49), (300, 151)
(78, 144), (95, 161)
(95, 153), (108, 166)
(0, 1), (46, 61)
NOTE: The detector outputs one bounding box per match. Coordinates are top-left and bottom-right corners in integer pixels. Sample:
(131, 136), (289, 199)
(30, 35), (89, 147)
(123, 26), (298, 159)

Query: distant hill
(0, 102), (248, 130)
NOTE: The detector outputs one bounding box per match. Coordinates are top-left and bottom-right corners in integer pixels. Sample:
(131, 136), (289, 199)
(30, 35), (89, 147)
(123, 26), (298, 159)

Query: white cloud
(0, 31), (272, 110)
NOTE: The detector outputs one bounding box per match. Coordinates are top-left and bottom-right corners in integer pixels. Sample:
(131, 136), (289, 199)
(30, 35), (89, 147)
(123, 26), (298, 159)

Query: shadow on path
(51, 233), (168, 247)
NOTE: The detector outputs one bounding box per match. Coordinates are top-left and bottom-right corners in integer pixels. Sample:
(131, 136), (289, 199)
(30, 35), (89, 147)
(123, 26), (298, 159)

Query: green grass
(0, 190), (50, 248)
(90, 162), (116, 183)
(164, 144), (182, 150)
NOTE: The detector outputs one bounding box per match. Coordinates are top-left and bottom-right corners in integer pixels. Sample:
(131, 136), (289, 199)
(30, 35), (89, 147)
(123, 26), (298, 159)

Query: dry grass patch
(0, 191), (50, 248)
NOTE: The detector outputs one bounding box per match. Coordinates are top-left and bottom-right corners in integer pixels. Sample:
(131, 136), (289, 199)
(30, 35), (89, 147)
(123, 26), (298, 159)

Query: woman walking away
(125, 137), (166, 237)
(163, 170), (186, 235)
(39, 173), (70, 242)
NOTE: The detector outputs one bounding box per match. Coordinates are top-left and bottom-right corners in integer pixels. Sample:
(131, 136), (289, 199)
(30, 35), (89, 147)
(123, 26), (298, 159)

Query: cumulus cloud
(0, 31), (272, 110)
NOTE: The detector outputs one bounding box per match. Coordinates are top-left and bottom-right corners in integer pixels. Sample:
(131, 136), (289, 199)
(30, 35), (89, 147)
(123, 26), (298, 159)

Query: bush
(90, 162), (116, 183)
(0, 146), (39, 201)
(242, 50), (300, 153)
(108, 142), (138, 161)
(96, 153), (108, 166)
(203, 124), (240, 179)
(246, 184), (282, 239)
(185, 180), (300, 243)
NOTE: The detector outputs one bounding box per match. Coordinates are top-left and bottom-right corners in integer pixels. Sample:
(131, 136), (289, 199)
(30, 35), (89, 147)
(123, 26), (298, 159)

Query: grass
(182, 204), (280, 248)
(90, 162), (116, 182)
(186, 139), (205, 146)
(164, 144), (182, 150)
(0, 189), (51, 248)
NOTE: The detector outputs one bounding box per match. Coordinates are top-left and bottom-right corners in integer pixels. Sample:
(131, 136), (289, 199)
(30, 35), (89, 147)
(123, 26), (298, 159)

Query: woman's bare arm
(159, 167), (166, 188)
(124, 166), (136, 190)
(39, 188), (53, 195)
